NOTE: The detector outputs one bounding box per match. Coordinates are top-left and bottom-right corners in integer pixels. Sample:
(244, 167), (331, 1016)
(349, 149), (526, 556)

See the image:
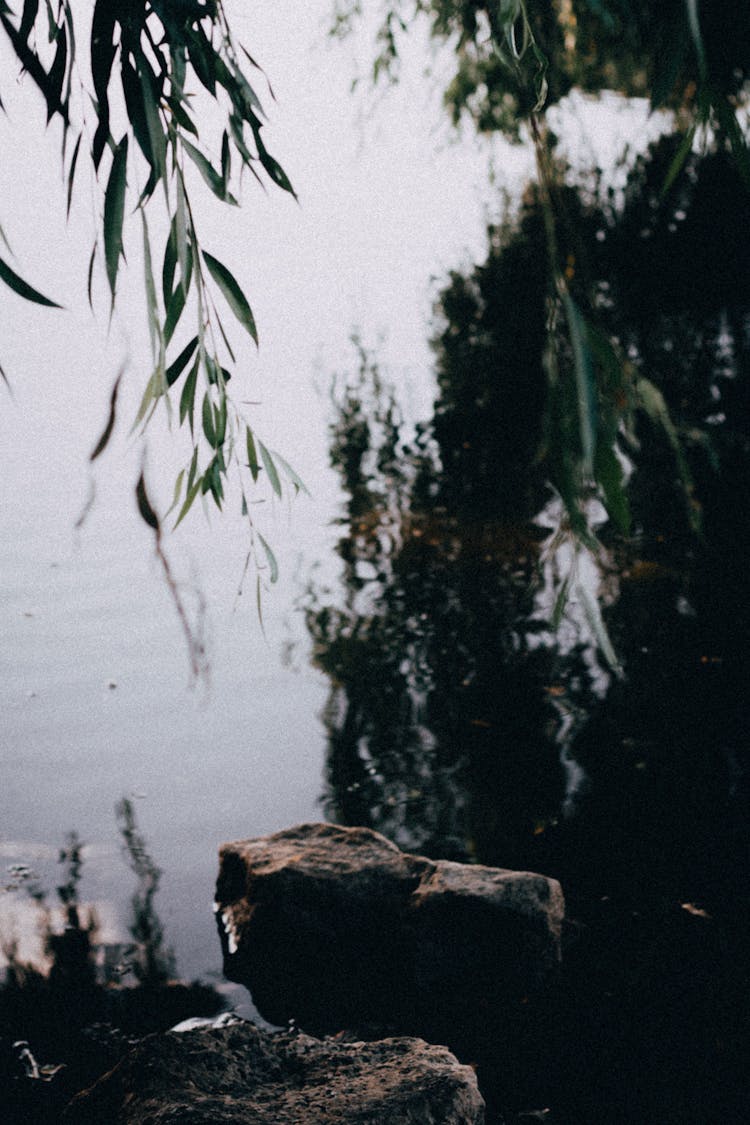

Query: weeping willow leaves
(1, 0), (307, 615)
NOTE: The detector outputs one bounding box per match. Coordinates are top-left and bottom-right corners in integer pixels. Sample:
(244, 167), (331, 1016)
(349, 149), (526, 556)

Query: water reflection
(305, 135), (750, 914)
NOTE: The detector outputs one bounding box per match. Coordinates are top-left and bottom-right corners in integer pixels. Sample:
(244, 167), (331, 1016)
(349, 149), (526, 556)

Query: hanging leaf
(47, 23), (67, 122)
(162, 219), (177, 308)
(141, 209), (162, 360)
(551, 573), (571, 630)
(273, 451), (311, 496)
(89, 1), (116, 167)
(594, 441), (631, 535)
(563, 292), (597, 478)
(258, 440), (282, 497)
(0, 255), (62, 307)
(173, 474), (203, 529)
(87, 243), (96, 309)
(257, 531), (279, 583)
(202, 251), (258, 343)
(90, 370), (123, 460)
(246, 426), (259, 481)
(180, 355), (199, 430)
(66, 132), (82, 217)
(182, 137), (238, 204)
(135, 471), (159, 531)
(202, 392), (217, 447)
(104, 135), (128, 300)
(166, 336), (199, 387)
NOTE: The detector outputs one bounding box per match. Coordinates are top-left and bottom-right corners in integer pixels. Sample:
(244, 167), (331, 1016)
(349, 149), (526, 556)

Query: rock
(215, 823), (564, 1036)
(63, 1021), (486, 1124)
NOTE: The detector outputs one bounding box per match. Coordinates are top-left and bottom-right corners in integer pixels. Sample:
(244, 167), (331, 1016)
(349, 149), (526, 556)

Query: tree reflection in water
(304, 136), (750, 921)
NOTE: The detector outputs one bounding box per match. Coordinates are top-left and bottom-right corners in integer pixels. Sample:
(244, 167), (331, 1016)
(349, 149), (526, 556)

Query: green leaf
(104, 134), (128, 300)
(214, 394), (227, 447)
(685, 0), (707, 79)
(257, 531), (279, 583)
(272, 451), (311, 496)
(47, 22), (67, 123)
(173, 474), (203, 529)
(87, 243), (96, 309)
(132, 369), (161, 430)
(594, 441), (631, 535)
(182, 137), (237, 204)
(167, 94), (198, 136)
(164, 281), (187, 345)
(90, 1), (116, 167)
(551, 574), (571, 631)
(66, 132), (82, 217)
(139, 62), (168, 193)
(165, 468), (185, 517)
(186, 27), (217, 95)
(162, 220), (177, 308)
(636, 376), (699, 530)
(135, 471), (159, 531)
(202, 250), (258, 343)
(661, 126), (696, 197)
(179, 355), (199, 430)
(0, 254), (62, 307)
(563, 292), (597, 478)
(246, 426), (259, 481)
(175, 173), (190, 296)
(258, 440), (281, 497)
(202, 392), (217, 447)
(186, 445), (198, 493)
(141, 209), (162, 361)
(166, 336), (199, 387)
(90, 370), (122, 460)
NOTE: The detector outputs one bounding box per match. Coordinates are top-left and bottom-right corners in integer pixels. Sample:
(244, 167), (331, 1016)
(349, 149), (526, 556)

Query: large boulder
(215, 824), (564, 1109)
(63, 1021), (486, 1124)
(215, 823), (563, 1033)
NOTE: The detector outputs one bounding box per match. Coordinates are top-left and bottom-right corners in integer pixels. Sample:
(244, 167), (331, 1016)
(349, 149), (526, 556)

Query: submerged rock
(63, 1021), (486, 1124)
(215, 823), (564, 1035)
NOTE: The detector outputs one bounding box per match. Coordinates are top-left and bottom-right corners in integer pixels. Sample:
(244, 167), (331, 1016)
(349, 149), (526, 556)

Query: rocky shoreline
(3, 822), (749, 1123)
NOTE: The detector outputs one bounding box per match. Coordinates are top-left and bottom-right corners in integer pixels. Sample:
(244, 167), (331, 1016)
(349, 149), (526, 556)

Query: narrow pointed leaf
(90, 370), (123, 460)
(66, 132), (82, 217)
(104, 135), (128, 299)
(166, 335), (199, 387)
(182, 137), (236, 203)
(563, 292), (597, 477)
(203, 251), (257, 343)
(273, 451), (311, 496)
(257, 531), (279, 583)
(165, 468), (185, 517)
(0, 254), (62, 307)
(135, 471), (159, 531)
(202, 392), (217, 447)
(173, 475), (202, 529)
(258, 440), (281, 497)
(595, 442), (631, 535)
(180, 355), (199, 430)
(246, 426), (259, 481)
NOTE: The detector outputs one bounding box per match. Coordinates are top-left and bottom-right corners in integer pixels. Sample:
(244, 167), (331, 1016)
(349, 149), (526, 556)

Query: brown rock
(215, 823), (563, 1037)
(63, 1022), (486, 1124)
